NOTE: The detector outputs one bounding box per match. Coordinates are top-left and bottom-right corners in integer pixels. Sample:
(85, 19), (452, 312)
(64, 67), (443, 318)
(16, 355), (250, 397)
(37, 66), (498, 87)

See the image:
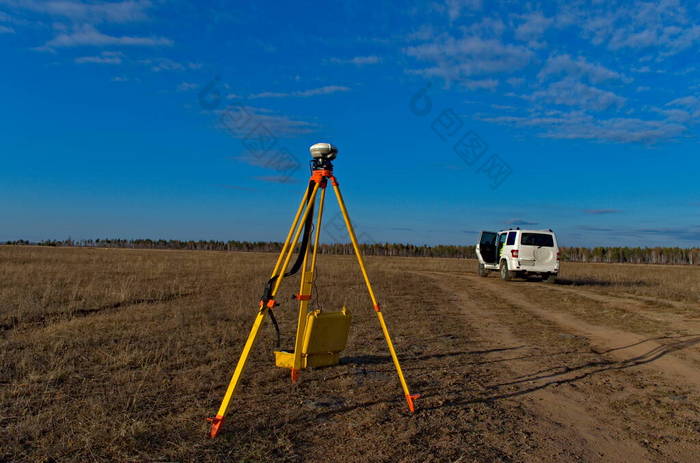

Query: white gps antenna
(309, 142), (338, 160)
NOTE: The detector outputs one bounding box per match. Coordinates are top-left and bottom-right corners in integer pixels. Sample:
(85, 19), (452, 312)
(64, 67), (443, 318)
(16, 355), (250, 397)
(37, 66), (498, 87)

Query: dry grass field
(1, 246), (700, 462)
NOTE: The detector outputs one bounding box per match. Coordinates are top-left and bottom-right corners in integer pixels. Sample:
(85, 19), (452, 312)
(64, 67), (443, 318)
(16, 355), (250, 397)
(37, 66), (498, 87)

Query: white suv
(476, 229), (559, 282)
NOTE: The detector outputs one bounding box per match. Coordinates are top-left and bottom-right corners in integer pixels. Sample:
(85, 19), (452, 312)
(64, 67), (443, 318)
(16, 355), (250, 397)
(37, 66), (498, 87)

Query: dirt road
(413, 268), (700, 462)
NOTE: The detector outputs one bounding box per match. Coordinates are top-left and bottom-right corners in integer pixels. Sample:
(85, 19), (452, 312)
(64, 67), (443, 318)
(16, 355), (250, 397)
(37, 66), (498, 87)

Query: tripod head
(309, 142), (337, 171)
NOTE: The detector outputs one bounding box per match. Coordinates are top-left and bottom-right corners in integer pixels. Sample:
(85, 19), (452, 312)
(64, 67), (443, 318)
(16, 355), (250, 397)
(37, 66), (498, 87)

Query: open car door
(477, 231), (498, 264)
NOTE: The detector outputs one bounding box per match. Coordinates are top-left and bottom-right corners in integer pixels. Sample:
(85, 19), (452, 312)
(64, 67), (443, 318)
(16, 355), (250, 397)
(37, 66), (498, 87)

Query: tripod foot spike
(405, 393), (420, 413)
(207, 415), (224, 438)
(291, 368), (300, 383)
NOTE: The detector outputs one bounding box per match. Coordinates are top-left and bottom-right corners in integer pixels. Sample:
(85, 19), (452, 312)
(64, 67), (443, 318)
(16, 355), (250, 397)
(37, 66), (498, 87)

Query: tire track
(464, 272), (700, 386)
(0, 292), (193, 333)
(415, 269), (700, 462)
(524, 282), (700, 332)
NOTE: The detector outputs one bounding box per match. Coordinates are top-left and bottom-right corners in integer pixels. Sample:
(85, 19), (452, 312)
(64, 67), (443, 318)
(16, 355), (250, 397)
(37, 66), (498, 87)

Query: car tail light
(511, 249), (519, 258)
(557, 251), (560, 260)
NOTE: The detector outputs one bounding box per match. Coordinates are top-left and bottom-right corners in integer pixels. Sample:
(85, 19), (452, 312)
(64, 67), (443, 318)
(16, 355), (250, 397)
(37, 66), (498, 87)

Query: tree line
(4, 239), (699, 265)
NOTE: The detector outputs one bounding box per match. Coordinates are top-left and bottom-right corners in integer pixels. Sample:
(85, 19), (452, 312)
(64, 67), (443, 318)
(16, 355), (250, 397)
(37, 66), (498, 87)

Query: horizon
(2, 1), (699, 247)
(4, 237), (699, 251)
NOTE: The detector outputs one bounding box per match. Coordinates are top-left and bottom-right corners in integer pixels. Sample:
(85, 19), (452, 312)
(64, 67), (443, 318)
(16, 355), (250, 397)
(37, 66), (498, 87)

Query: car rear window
(520, 233), (554, 247)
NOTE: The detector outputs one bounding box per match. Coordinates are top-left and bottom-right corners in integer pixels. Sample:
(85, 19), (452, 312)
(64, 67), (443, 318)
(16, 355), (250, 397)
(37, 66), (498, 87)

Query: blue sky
(1, 0), (699, 247)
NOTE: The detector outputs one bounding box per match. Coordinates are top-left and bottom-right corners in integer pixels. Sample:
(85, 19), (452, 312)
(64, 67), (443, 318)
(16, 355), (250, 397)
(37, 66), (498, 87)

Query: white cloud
(3, 1), (172, 52)
(577, 0), (700, 56)
(407, 25), (434, 41)
(664, 24), (700, 54)
(248, 85), (350, 99)
(584, 209), (622, 215)
(295, 85), (349, 97)
(329, 55), (381, 65)
(507, 218), (539, 226)
(42, 24), (171, 49)
(235, 150), (299, 172)
(405, 36), (533, 81)
(514, 12), (552, 42)
(255, 175), (297, 184)
(538, 54), (627, 83)
(0, 24), (13, 33)
(0, 0), (151, 23)
(463, 78), (498, 90)
(527, 78), (626, 112)
(483, 110), (686, 143)
(75, 50), (123, 64)
(543, 116), (686, 143)
(218, 105), (315, 136)
(610, 28), (658, 50)
(142, 57), (199, 72)
(463, 17), (505, 37)
(661, 95), (700, 121)
(666, 95), (700, 109)
(444, 0), (482, 21)
(177, 82), (199, 92)
(402, 1), (699, 144)
(655, 108), (692, 122)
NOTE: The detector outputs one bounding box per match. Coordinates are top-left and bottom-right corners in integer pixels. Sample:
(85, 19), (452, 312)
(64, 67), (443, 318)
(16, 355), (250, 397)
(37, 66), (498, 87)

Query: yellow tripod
(207, 144), (419, 438)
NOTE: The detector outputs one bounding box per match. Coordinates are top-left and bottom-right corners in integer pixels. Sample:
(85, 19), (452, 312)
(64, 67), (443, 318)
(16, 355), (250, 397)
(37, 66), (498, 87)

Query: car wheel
(544, 273), (557, 283)
(478, 262), (489, 277)
(500, 261), (512, 281)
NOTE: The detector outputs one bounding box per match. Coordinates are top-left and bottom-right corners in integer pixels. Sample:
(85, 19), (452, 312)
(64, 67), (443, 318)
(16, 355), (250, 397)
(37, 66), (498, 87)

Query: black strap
(262, 180), (316, 348)
(267, 309), (281, 349)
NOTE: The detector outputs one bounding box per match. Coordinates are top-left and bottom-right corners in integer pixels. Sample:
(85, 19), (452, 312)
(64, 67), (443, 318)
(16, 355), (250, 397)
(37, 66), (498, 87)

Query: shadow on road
(554, 278), (652, 287)
(341, 345), (528, 367)
(423, 334), (700, 411)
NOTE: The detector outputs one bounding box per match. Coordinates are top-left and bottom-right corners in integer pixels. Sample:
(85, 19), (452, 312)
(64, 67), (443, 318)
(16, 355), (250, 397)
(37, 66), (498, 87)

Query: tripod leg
(291, 238), (312, 379)
(271, 181), (313, 278)
(330, 180), (419, 413)
(208, 182), (321, 437)
(310, 187), (326, 271)
(291, 187), (326, 380)
(208, 307), (267, 438)
(269, 182), (321, 296)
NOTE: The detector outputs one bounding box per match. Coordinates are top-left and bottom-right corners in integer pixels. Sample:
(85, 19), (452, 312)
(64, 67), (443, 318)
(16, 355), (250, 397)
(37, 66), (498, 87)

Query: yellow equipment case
(274, 307), (351, 369)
